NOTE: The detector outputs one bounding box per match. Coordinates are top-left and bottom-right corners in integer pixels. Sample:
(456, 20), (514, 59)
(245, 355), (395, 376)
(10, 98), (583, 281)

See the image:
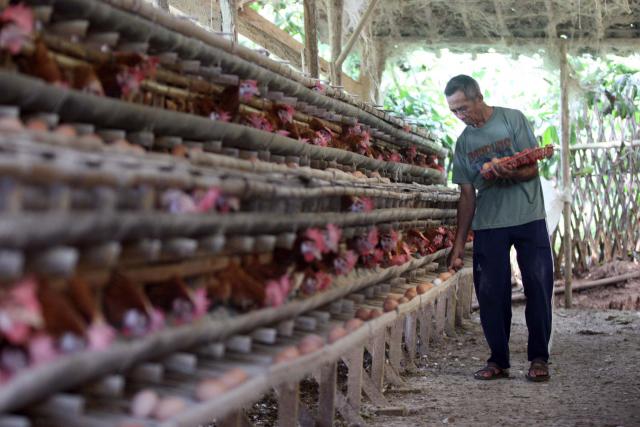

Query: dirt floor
(555, 261), (640, 311)
(365, 306), (640, 427)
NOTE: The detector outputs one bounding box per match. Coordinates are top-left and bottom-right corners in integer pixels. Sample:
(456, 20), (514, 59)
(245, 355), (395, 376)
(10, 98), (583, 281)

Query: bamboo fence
(552, 110), (639, 274)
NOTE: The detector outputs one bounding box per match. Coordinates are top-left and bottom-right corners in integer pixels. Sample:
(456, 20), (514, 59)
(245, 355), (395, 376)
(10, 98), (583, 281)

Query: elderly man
(445, 74), (553, 382)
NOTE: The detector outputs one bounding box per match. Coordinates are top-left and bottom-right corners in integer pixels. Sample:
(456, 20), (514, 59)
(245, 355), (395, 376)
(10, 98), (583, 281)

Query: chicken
(0, 277), (42, 345)
(68, 277), (115, 351)
(342, 196), (375, 213)
(215, 261), (265, 310)
(263, 274), (291, 307)
(145, 276), (209, 324)
(299, 269), (332, 296)
(94, 52), (158, 99)
(24, 39), (63, 85)
(0, 3), (33, 55)
(37, 279), (88, 354)
(333, 250), (358, 276)
(102, 272), (162, 337)
(72, 64), (105, 96)
(339, 124), (373, 157)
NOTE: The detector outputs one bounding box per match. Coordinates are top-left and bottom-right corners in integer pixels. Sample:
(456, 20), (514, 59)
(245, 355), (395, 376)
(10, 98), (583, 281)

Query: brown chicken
(37, 279), (88, 353)
(23, 39), (63, 84)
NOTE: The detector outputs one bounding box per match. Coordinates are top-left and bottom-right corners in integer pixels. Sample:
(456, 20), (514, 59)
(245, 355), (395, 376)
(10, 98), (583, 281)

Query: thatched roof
(322, 0), (640, 56)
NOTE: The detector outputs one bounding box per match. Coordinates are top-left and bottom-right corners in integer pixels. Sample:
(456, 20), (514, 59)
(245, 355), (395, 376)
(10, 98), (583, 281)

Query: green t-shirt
(451, 106), (546, 230)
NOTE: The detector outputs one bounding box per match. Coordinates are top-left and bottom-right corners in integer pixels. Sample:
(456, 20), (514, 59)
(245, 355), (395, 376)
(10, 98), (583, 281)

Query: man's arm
(447, 183), (475, 270)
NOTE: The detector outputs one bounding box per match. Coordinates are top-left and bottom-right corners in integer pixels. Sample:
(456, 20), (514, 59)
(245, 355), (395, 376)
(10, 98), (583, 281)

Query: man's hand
(447, 244), (465, 271)
(492, 161), (538, 182)
(449, 184), (475, 271)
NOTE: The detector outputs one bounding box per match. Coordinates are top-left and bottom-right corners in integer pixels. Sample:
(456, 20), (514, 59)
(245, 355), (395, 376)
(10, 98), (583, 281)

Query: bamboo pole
(327, 0), (343, 85)
(303, 0), (320, 78)
(560, 40), (573, 308)
(335, 0), (380, 68)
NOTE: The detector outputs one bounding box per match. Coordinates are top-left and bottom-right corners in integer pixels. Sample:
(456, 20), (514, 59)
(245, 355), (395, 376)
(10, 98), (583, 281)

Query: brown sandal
(473, 363), (509, 380)
(526, 359), (550, 382)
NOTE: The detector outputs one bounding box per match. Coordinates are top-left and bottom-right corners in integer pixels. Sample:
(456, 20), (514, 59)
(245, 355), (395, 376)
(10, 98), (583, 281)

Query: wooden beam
(335, 0), (380, 68)
(559, 39), (572, 308)
(237, 7), (362, 94)
(326, 0), (343, 85)
(303, 0), (320, 78)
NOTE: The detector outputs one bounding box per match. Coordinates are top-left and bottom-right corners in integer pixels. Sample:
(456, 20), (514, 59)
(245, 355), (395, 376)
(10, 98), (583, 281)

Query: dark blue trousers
(473, 219), (554, 369)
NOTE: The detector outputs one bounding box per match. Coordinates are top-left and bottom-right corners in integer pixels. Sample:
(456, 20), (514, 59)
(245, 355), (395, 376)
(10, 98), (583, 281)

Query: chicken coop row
(0, 1), (473, 426)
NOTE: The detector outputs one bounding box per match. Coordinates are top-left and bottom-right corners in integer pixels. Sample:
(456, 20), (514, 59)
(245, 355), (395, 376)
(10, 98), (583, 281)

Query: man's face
(446, 90), (483, 127)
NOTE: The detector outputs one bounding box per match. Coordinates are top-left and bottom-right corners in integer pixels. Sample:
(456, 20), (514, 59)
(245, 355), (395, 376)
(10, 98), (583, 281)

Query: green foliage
(571, 56), (640, 120)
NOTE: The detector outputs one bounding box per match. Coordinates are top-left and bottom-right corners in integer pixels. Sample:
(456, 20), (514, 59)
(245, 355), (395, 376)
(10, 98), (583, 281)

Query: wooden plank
(418, 303), (433, 357)
(335, 391), (367, 426)
(388, 319), (403, 372)
(433, 293), (446, 343)
(237, 7), (362, 94)
(343, 347), (363, 413)
(317, 362), (337, 427)
(403, 311), (418, 364)
(368, 333), (386, 391)
(360, 371), (390, 407)
(445, 284), (457, 337)
(276, 381), (299, 427)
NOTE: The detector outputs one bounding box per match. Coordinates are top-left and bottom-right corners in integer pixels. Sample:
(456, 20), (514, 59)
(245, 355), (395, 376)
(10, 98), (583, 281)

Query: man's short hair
(444, 75), (481, 100)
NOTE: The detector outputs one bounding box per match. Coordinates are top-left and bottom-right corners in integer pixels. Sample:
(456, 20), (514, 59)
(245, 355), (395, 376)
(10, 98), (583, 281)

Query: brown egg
(344, 318), (363, 333)
(397, 297), (409, 304)
(404, 287), (417, 300)
(152, 396), (187, 421)
(130, 389), (159, 418)
(77, 133), (104, 147)
(439, 272), (453, 281)
(328, 325), (348, 343)
(172, 144), (187, 157)
(273, 346), (300, 364)
(417, 283), (433, 294)
(383, 297), (398, 312)
(195, 378), (227, 401)
(298, 334), (325, 354)
(54, 124), (77, 138)
(219, 368), (248, 388)
(355, 307), (371, 321)
(26, 119), (48, 132)
(368, 309), (382, 319)
(0, 117), (23, 132)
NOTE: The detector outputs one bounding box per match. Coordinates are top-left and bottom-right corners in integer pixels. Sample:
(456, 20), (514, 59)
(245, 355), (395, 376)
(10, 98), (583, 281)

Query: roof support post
(559, 40), (573, 308)
(326, 0), (343, 85)
(303, 0), (320, 78)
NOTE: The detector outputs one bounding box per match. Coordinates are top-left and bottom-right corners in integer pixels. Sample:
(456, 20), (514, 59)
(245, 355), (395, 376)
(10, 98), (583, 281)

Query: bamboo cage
(0, 2), (474, 426)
